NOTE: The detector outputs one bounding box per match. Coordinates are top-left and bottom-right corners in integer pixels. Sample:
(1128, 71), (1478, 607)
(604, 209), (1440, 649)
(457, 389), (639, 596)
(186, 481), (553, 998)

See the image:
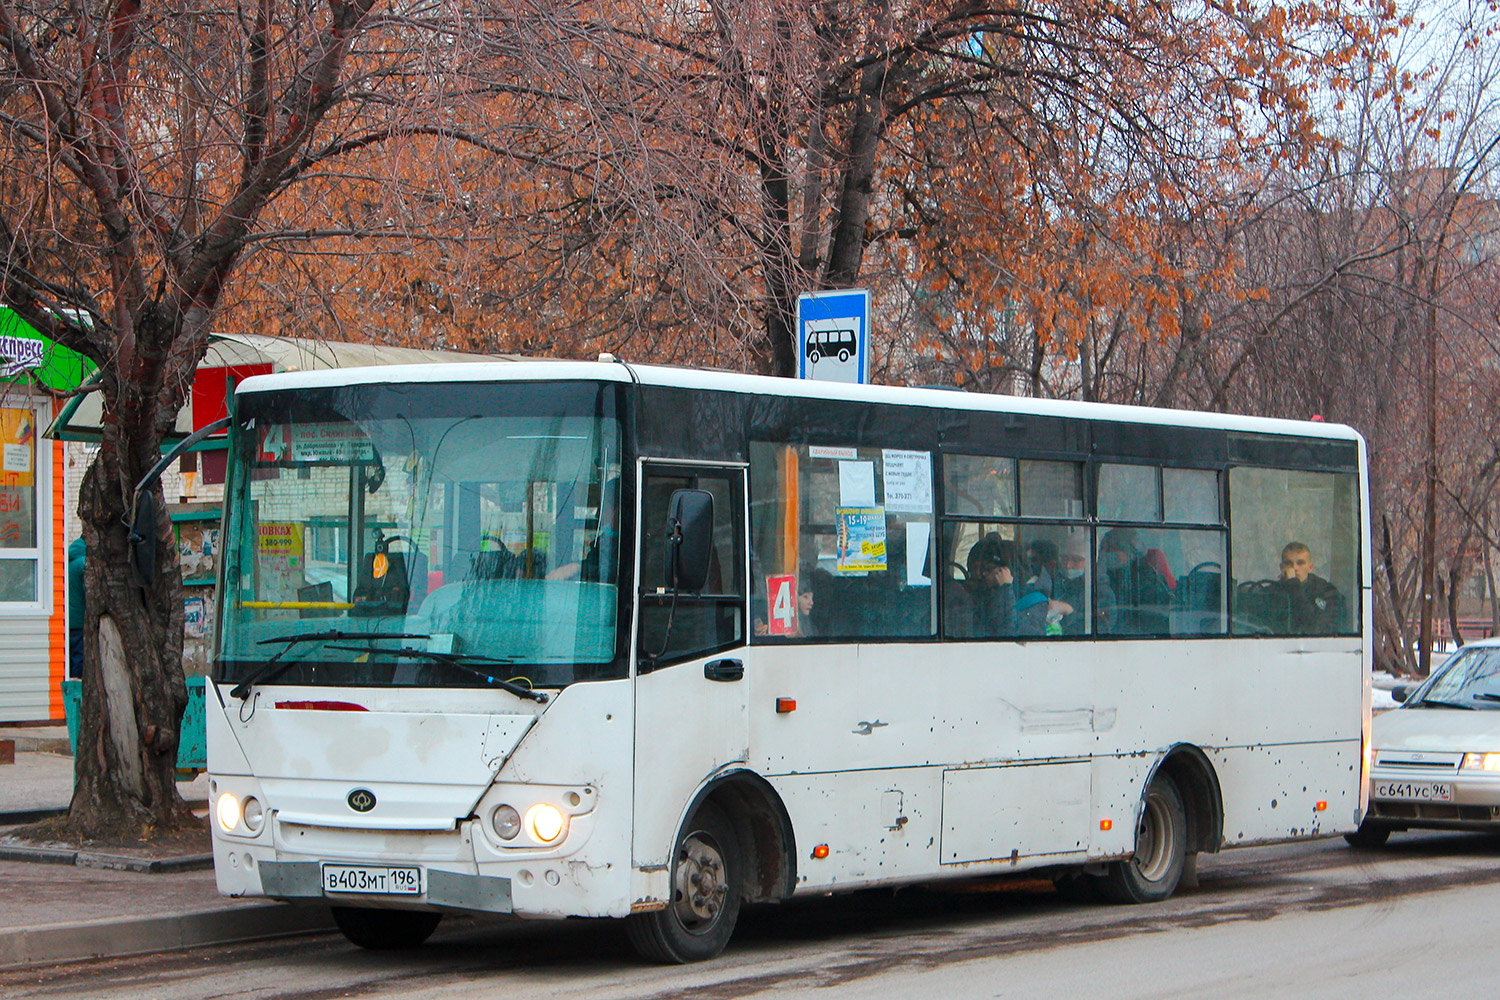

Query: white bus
(207, 361), (1370, 961)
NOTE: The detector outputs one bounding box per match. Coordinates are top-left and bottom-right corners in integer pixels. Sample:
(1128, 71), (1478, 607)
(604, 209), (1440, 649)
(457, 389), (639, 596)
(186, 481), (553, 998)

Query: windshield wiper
(1412, 697), (1476, 710)
(229, 631), (430, 701)
(329, 645), (548, 703)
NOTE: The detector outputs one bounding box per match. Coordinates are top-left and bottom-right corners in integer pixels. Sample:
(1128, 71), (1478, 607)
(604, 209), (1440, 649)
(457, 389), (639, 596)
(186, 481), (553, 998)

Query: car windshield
(216, 380), (624, 690)
(1410, 646), (1500, 710)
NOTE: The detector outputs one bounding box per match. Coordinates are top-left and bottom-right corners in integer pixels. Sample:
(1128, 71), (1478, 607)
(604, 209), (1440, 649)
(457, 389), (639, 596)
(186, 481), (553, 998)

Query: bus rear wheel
(1098, 774), (1187, 904)
(627, 802), (743, 963)
(331, 906), (442, 950)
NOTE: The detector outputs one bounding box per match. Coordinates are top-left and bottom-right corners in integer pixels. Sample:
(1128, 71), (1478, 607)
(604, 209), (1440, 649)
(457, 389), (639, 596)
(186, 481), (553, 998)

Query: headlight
(1462, 753), (1500, 771)
(215, 793), (241, 832)
(242, 796), (264, 834)
(491, 804), (521, 840)
(526, 802), (567, 843)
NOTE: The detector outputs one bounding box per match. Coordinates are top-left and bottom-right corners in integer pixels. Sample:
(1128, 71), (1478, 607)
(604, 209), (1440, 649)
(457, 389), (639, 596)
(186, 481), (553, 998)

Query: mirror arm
(132, 417), (232, 501)
(127, 416), (232, 586)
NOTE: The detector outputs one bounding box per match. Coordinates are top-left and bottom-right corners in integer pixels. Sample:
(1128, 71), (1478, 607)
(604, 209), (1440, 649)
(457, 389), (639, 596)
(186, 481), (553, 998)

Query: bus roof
(232, 359), (1364, 444)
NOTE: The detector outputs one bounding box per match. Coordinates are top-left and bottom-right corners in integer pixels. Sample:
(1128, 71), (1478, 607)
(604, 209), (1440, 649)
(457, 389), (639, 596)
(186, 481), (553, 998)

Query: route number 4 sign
(766, 574), (798, 636)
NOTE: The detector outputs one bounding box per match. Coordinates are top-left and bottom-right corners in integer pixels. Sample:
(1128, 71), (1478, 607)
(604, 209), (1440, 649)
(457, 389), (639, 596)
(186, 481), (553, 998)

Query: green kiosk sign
(0, 307), (94, 392)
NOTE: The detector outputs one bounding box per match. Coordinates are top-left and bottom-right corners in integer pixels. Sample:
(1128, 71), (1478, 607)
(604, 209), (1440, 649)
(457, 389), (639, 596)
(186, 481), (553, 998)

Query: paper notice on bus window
(882, 450), (932, 513)
(905, 522), (932, 585)
(836, 508), (886, 573)
(839, 461), (876, 507)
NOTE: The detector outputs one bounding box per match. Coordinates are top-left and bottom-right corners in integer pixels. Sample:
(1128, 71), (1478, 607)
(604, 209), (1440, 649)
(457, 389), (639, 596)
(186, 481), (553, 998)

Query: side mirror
(666, 489), (713, 593)
(1391, 685), (1410, 704)
(129, 491), (157, 586)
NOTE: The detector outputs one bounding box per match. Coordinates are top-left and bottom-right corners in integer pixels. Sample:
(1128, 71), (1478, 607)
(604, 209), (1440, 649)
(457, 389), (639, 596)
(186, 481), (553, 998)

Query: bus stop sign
(797, 289), (869, 383)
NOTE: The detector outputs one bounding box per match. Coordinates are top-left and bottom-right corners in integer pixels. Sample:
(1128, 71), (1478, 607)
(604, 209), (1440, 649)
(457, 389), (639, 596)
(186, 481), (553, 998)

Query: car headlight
(1462, 753), (1500, 771)
(216, 793), (241, 832)
(526, 802), (567, 843)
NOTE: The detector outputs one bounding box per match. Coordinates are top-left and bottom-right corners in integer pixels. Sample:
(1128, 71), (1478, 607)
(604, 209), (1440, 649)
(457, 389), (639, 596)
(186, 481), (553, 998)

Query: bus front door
(630, 463), (750, 883)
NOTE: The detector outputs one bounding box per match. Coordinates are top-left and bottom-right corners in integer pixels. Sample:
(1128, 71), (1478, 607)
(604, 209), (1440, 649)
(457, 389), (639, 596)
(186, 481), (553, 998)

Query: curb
(0, 844), (213, 873)
(0, 807), (67, 827)
(0, 901), (337, 969)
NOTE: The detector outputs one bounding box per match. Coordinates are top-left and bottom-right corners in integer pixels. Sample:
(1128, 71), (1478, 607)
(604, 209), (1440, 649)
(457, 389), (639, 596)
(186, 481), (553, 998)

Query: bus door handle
(704, 658), (744, 682)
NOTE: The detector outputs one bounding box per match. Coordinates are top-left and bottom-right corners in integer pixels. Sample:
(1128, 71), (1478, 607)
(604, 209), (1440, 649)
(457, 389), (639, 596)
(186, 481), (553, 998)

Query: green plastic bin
(61, 676), (207, 774)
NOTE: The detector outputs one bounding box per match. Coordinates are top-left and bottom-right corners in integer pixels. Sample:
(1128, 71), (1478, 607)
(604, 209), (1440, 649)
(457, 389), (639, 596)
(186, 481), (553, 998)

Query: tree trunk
(1380, 515), (1415, 675)
(66, 388), (191, 838)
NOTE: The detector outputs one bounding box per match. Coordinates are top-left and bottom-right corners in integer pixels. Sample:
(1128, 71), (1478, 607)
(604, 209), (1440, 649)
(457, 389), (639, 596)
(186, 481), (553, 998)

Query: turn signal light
(812, 844), (829, 859)
(1315, 800), (1328, 811)
(1100, 819), (1113, 831)
(776, 698), (797, 713)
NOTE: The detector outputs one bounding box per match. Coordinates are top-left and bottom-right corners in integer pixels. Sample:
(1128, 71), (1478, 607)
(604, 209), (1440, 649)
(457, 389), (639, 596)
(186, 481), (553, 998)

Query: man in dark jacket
(1272, 541), (1344, 634)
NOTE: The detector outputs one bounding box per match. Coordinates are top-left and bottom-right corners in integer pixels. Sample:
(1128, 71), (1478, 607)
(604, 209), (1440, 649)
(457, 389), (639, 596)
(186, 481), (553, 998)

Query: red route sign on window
(766, 574), (798, 636)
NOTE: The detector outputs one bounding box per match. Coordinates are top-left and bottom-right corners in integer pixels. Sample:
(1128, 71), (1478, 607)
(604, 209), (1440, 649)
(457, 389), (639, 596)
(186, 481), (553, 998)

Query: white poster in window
(2, 443), (29, 474)
(838, 461), (876, 507)
(905, 521), (932, 586)
(882, 449), (932, 513)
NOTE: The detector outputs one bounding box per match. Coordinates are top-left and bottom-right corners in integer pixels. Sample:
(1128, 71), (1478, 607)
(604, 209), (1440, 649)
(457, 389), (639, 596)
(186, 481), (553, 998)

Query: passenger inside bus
(547, 478), (619, 584)
(1097, 528), (1175, 635)
(963, 533), (1017, 637)
(1054, 532), (1089, 634)
(1271, 541), (1345, 634)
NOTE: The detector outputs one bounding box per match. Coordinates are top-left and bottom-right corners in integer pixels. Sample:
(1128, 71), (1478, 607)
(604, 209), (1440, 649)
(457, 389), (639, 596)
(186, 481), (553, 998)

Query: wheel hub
(673, 833), (727, 930)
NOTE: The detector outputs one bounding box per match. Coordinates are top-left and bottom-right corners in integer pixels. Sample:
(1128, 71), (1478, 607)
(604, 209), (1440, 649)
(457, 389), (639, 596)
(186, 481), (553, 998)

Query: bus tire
(1099, 774), (1187, 904)
(627, 802), (743, 963)
(330, 907), (442, 950)
(1344, 821), (1391, 848)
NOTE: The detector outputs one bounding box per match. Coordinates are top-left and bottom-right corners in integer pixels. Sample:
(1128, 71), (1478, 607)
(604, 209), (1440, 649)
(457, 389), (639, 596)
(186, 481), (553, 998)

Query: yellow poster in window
(0, 408), (36, 549)
(0, 408), (34, 487)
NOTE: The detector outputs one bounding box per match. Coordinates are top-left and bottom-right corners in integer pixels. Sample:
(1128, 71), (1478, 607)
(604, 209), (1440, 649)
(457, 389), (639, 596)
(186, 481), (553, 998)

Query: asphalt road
(9, 831), (1500, 1000)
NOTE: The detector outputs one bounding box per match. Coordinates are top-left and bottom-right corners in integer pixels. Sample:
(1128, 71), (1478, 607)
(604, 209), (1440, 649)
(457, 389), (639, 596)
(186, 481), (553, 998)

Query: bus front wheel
(627, 802), (743, 963)
(331, 906), (442, 950)
(1099, 774), (1187, 904)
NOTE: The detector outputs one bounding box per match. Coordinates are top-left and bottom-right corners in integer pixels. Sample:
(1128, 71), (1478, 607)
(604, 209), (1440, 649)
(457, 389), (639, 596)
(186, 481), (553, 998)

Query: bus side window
(750, 441), (935, 642)
(1228, 467), (1360, 637)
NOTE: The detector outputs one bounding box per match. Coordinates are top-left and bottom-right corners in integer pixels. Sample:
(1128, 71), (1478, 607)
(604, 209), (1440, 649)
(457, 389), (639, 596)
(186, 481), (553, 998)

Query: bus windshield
(216, 381), (624, 691)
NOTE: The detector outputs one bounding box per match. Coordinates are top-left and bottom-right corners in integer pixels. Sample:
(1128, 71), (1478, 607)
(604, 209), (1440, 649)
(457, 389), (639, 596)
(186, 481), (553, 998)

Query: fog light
(526, 803), (567, 843)
(492, 804), (522, 840)
(242, 797), (264, 834)
(215, 793), (241, 833)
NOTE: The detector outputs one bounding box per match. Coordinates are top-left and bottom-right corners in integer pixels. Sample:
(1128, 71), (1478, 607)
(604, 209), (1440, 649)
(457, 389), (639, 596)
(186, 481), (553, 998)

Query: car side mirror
(666, 489), (713, 593)
(129, 490), (157, 586)
(1391, 685), (1410, 704)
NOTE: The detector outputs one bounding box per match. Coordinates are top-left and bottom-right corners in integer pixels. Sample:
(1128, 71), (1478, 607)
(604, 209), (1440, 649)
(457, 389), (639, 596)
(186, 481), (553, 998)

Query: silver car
(1349, 637), (1500, 847)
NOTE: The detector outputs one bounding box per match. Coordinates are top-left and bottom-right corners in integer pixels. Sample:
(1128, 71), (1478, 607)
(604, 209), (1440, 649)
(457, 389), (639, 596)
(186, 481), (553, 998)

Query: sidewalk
(0, 730), (333, 968)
